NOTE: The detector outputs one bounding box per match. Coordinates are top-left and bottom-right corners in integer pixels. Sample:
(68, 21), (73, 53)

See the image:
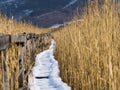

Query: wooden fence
(0, 33), (52, 90)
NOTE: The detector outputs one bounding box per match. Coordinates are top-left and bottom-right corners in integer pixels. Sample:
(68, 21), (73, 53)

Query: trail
(28, 39), (71, 90)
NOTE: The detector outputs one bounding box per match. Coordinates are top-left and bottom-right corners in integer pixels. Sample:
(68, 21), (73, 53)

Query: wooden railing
(0, 33), (52, 90)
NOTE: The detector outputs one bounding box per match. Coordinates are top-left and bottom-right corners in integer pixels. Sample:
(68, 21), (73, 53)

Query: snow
(0, 0), (15, 4)
(63, 0), (77, 9)
(50, 19), (84, 29)
(28, 39), (71, 90)
(50, 24), (64, 29)
(23, 9), (33, 16)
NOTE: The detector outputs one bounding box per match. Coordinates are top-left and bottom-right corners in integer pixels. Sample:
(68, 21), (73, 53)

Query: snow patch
(23, 9), (33, 16)
(28, 39), (71, 90)
(0, 0), (15, 4)
(49, 19), (84, 29)
(63, 0), (77, 9)
(50, 24), (64, 29)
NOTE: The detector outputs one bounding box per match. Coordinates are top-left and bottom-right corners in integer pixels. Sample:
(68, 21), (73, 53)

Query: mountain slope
(0, 0), (87, 28)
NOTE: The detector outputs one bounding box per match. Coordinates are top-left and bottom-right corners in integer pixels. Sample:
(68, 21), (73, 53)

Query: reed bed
(0, 1), (120, 90)
(0, 37), (51, 90)
(53, 2), (120, 90)
(0, 14), (51, 89)
(0, 14), (49, 34)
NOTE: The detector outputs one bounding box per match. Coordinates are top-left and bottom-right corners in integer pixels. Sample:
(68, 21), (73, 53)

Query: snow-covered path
(28, 39), (71, 90)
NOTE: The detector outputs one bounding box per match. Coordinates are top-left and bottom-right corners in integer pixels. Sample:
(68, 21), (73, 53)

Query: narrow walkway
(28, 39), (71, 90)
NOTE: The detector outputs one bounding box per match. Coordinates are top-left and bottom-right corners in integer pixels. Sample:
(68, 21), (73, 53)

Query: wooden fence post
(0, 34), (10, 90)
(21, 37), (27, 88)
(1, 50), (10, 90)
(0, 35), (10, 50)
(0, 51), (2, 90)
(0, 33), (51, 89)
(11, 34), (27, 88)
(31, 34), (36, 63)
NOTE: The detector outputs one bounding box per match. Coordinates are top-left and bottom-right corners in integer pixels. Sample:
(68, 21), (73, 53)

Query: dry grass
(0, 14), (51, 89)
(0, 39), (51, 90)
(0, 45), (21, 90)
(0, 14), (50, 34)
(0, 1), (120, 90)
(53, 2), (120, 90)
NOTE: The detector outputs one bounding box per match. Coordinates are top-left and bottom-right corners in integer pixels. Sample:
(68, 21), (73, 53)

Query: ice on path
(28, 39), (71, 90)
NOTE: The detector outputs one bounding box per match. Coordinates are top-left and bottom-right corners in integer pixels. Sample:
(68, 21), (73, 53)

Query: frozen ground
(28, 39), (71, 90)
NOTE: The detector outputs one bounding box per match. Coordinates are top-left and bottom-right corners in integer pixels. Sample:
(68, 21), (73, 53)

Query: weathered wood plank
(19, 36), (27, 88)
(1, 50), (10, 90)
(0, 35), (10, 50)
(26, 33), (35, 40)
(3, 50), (10, 90)
(0, 51), (3, 90)
(11, 34), (26, 44)
(21, 41), (27, 87)
(0, 33), (52, 89)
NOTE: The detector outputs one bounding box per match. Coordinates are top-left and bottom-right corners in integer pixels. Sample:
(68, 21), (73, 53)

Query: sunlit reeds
(53, 2), (120, 90)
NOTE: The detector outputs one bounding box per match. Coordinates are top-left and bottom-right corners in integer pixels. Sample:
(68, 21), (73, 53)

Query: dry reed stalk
(52, 1), (120, 90)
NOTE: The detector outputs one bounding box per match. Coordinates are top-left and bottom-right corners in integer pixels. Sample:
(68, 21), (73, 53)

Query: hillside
(0, 0), (87, 28)
(0, 1), (120, 90)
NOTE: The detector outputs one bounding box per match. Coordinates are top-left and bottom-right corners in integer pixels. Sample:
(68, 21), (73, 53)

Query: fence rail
(0, 33), (52, 90)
